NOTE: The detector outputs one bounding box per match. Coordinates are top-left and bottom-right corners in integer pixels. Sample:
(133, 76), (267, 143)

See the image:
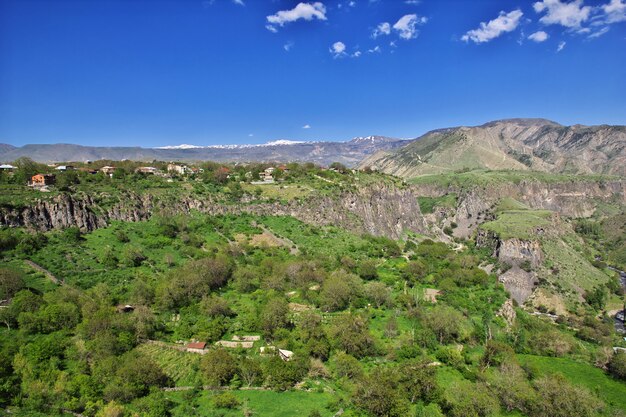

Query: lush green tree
(398, 359), (440, 403)
(15, 233), (47, 256)
(103, 352), (169, 403)
(403, 260), (427, 283)
(200, 294), (234, 318)
(320, 270), (362, 312)
(584, 285), (608, 311)
(357, 260), (378, 280)
(213, 391), (240, 409)
(352, 367), (410, 417)
(332, 351), (363, 379)
(608, 351), (626, 380)
(488, 361), (536, 414)
(530, 374), (603, 417)
(261, 297), (290, 338)
(421, 305), (465, 344)
(134, 391), (173, 417)
(327, 313), (375, 358)
(238, 357), (263, 387)
(480, 340), (514, 370)
(443, 380), (499, 417)
(0, 267), (25, 300)
(263, 356), (308, 391)
(364, 282), (391, 308)
(200, 348), (237, 386)
(232, 266), (260, 293)
(158, 256), (232, 308)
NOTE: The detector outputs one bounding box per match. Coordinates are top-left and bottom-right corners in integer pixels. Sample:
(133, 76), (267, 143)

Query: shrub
(213, 392), (240, 409)
(608, 351), (626, 380)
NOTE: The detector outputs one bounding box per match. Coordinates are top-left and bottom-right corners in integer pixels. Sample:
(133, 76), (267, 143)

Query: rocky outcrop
(475, 230), (544, 268)
(476, 230), (543, 303)
(497, 239), (543, 268)
(498, 267), (538, 304)
(0, 184), (428, 240)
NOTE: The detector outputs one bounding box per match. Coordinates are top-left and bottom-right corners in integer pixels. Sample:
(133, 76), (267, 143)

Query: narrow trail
(23, 260), (62, 285)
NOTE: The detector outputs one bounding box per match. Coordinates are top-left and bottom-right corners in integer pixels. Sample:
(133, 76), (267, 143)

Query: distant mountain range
(360, 119), (626, 177)
(0, 136), (408, 167)
(3, 119), (625, 176)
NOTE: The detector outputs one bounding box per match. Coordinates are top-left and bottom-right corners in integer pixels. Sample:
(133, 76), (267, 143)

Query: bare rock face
(497, 299), (517, 327)
(498, 267), (538, 304)
(497, 239), (543, 268)
(476, 230), (542, 303)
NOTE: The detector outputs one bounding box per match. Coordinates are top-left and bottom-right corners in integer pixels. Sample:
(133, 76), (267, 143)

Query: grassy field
(517, 354), (626, 412)
(417, 194), (457, 214)
(260, 216), (374, 260)
(540, 234), (610, 294)
(480, 210), (552, 240)
(166, 390), (337, 417)
(409, 170), (620, 189)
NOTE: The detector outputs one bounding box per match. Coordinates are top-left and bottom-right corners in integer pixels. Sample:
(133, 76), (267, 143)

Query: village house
(135, 166), (158, 174)
(115, 304), (135, 313)
(100, 166), (117, 177)
(167, 163), (189, 175)
(278, 349), (294, 361)
(0, 164), (15, 171)
(29, 174), (55, 187)
(55, 165), (75, 171)
(186, 341), (207, 353)
(78, 167), (98, 174)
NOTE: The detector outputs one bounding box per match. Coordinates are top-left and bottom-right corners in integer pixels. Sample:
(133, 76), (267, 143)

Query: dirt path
(23, 260), (62, 285)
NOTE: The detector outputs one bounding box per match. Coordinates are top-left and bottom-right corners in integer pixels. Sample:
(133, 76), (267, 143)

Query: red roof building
(186, 342), (207, 353)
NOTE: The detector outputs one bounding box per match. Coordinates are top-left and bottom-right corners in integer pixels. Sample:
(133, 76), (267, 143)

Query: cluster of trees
(1, 207), (625, 416)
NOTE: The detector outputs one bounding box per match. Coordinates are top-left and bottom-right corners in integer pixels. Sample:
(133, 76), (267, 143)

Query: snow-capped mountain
(156, 139), (308, 150)
(0, 136), (411, 166)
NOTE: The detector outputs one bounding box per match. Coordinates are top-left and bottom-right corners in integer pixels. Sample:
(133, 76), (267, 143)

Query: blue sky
(1, 0), (625, 147)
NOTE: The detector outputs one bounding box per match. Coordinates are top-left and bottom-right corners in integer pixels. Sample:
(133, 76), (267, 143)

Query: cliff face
(0, 184), (428, 240)
(415, 179), (625, 238)
(476, 230), (542, 304)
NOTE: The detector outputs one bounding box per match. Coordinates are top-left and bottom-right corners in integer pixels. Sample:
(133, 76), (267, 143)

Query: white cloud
(248, 133), (254, 137)
(330, 41), (347, 57)
(533, 0), (591, 28)
(393, 14), (427, 40)
(528, 30), (549, 42)
(372, 22), (391, 38)
(602, 0), (626, 23)
(349, 1), (356, 7)
(352, 50), (362, 58)
(302, 124), (311, 129)
(405, 0), (420, 4)
(284, 41), (294, 51)
(588, 26), (610, 38)
(461, 9), (523, 43)
(266, 2), (327, 32)
(557, 40), (566, 51)
(390, 40), (397, 47)
(367, 45), (381, 53)
(232, 0), (245, 5)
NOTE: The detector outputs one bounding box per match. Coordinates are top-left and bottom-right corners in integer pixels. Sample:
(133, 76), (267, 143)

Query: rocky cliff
(0, 184), (427, 240)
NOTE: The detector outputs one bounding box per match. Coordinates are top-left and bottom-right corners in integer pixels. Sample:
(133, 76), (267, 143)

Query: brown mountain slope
(360, 119), (626, 177)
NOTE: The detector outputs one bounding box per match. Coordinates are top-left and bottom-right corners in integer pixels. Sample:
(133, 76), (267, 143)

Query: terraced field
(137, 343), (202, 386)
